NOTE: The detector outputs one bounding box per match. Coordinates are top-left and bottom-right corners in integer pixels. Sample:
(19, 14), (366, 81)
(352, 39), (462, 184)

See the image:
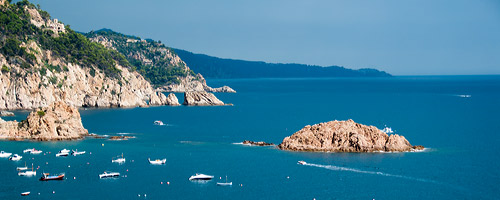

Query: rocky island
(278, 119), (424, 152)
(0, 101), (88, 141)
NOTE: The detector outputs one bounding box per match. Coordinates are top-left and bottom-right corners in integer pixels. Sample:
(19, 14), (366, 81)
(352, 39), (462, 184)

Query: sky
(27, 0), (500, 75)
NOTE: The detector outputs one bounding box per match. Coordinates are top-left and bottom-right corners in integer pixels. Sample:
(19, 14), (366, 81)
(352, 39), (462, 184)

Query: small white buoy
(138, 194), (141, 197)
(144, 194), (147, 197)
(73, 177), (76, 180)
(287, 176), (290, 179)
(102, 143), (104, 146)
(167, 181), (170, 185)
(46, 162), (48, 164)
(68, 165), (70, 168)
(220, 177), (222, 179)
(52, 191), (55, 194)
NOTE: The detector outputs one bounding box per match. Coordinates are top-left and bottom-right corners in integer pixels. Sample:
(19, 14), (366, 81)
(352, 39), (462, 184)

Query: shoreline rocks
(0, 111), (14, 116)
(183, 91), (226, 106)
(278, 119), (423, 152)
(242, 140), (275, 146)
(0, 101), (88, 141)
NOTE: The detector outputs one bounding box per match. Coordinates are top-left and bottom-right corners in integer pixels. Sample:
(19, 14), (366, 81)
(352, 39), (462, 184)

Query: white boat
(112, 153), (126, 163)
(56, 152), (69, 157)
(23, 148), (34, 153)
(148, 158), (166, 165)
(30, 149), (42, 154)
(99, 171), (120, 178)
(21, 191), (30, 196)
(17, 162), (28, 171)
(216, 176), (232, 186)
(154, 120), (165, 126)
(9, 154), (22, 161)
(189, 173), (214, 181)
(59, 149), (70, 154)
(18, 164), (36, 176)
(0, 151), (12, 158)
(71, 150), (86, 156)
(298, 160), (307, 165)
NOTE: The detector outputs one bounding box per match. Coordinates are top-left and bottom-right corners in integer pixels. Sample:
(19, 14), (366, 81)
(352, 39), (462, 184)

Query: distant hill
(173, 49), (391, 78)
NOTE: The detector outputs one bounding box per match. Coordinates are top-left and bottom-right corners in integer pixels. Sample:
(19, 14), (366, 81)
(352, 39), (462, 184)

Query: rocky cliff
(85, 29), (235, 93)
(0, 101), (88, 140)
(278, 119), (423, 152)
(183, 91), (225, 106)
(0, 5), (180, 109)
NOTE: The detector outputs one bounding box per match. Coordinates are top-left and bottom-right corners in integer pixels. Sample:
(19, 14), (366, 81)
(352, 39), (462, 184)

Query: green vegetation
(0, 0), (128, 79)
(85, 29), (194, 86)
(37, 110), (45, 117)
(1, 65), (9, 73)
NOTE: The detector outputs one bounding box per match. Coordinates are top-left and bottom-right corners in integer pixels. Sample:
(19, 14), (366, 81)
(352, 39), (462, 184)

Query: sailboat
(216, 175), (232, 186)
(17, 162), (28, 171)
(112, 153), (126, 163)
(18, 164), (36, 176)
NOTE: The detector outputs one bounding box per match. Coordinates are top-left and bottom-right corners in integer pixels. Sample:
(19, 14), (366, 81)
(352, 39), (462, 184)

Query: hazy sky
(28, 0), (500, 75)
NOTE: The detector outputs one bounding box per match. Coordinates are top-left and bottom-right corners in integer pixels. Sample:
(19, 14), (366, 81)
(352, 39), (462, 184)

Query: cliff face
(183, 91), (225, 106)
(0, 6), (178, 110)
(278, 119), (422, 152)
(0, 101), (88, 140)
(86, 29), (235, 93)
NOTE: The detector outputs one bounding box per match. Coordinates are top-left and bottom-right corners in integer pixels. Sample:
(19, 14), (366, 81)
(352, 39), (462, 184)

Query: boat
(189, 173), (214, 181)
(99, 171), (120, 178)
(148, 158), (166, 165)
(30, 149), (42, 154)
(154, 120), (165, 126)
(23, 148), (34, 153)
(59, 149), (70, 154)
(9, 154), (22, 161)
(19, 164), (36, 176)
(56, 152), (69, 157)
(39, 173), (65, 181)
(0, 151), (12, 158)
(216, 176), (232, 186)
(71, 150), (86, 156)
(298, 160), (307, 165)
(112, 153), (126, 163)
(17, 162), (28, 171)
(21, 191), (30, 196)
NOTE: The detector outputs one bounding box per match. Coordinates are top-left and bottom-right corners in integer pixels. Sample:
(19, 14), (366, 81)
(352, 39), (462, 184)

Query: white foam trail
(303, 162), (438, 184)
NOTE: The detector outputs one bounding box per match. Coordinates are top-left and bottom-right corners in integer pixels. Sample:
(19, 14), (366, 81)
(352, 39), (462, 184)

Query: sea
(0, 76), (499, 199)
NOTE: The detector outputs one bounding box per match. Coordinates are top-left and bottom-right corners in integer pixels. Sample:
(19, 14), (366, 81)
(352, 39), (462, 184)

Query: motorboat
(19, 164), (37, 176)
(39, 173), (64, 181)
(9, 154), (22, 161)
(216, 176), (232, 186)
(154, 120), (165, 126)
(71, 150), (86, 156)
(112, 153), (125, 163)
(0, 151), (12, 158)
(17, 162), (28, 171)
(59, 149), (70, 154)
(148, 158), (166, 165)
(30, 149), (42, 154)
(23, 148), (34, 153)
(99, 171), (120, 179)
(21, 192), (30, 196)
(189, 173), (214, 181)
(298, 160), (307, 165)
(56, 152), (69, 157)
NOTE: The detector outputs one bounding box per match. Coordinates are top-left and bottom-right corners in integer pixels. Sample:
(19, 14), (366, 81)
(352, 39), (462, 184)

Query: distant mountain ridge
(173, 49), (391, 78)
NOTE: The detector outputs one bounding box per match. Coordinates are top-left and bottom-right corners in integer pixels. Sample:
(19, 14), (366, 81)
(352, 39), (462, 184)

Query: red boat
(39, 173), (65, 181)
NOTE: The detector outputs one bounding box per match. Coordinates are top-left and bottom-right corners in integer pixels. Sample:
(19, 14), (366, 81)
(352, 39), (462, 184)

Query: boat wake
(302, 162), (439, 184)
(454, 94), (471, 98)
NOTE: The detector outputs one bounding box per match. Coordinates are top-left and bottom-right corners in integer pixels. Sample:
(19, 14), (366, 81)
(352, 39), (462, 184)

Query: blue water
(1, 76), (499, 199)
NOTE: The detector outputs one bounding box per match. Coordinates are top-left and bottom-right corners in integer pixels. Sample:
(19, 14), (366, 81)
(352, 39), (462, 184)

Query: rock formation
(0, 111), (14, 116)
(149, 92), (180, 106)
(278, 119), (423, 152)
(0, 101), (88, 141)
(183, 91), (226, 106)
(242, 140), (274, 146)
(159, 74), (236, 93)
